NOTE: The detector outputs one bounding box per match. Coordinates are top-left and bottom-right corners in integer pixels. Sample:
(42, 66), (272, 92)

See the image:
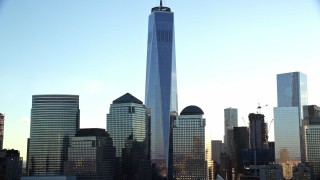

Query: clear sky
(1, 0), (320, 161)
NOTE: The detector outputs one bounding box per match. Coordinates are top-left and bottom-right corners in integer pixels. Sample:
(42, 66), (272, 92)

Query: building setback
(274, 71), (308, 179)
(27, 95), (80, 175)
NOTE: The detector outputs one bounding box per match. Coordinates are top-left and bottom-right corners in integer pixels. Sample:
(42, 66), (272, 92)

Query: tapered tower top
(151, 0), (171, 13)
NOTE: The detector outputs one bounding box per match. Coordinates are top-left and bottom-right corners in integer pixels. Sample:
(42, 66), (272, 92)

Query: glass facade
(303, 105), (320, 177)
(64, 128), (116, 180)
(224, 108), (237, 154)
(173, 109), (206, 179)
(275, 72), (308, 177)
(145, 3), (178, 176)
(0, 113), (4, 150)
(274, 107), (300, 179)
(106, 93), (151, 179)
(305, 125), (320, 175)
(27, 95), (80, 175)
(277, 72), (308, 119)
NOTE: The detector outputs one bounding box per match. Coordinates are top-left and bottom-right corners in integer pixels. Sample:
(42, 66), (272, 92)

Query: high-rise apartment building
(274, 72), (308, 179)
(64, 128), (116, 180)
(172, 105), (207, 179)
(224, 108), (238, 155)
(106, 93), (151, 179)
(145, 0), (178, 176)
(27, 95), (80, 175)
(0, 113), (4, 150)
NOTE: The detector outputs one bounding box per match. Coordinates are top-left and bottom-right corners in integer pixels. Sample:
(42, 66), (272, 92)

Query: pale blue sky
(1, 0), (320, 161)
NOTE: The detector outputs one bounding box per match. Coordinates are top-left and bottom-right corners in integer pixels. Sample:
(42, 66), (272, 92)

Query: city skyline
(1, 0), (320, 162)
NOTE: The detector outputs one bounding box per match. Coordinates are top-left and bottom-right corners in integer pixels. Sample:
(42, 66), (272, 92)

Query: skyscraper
(106, 93), (151, 179)
(248, 113), (268, 150)
(144, 0), (178, 176)
(0, 113), (4, 150)
(233, 127), (249, 177)
(27, 95), (80, 175)
(224, 108), (238, 155)
(172, 105), (207, 179)
(64, 128), (116, 180)
(303, 105), (320, 178)
(274, 72), (308, 179)
(211, 140), (223, 164)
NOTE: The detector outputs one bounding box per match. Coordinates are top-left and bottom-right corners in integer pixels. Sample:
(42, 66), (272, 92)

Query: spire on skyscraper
(151, 0), (171, 12)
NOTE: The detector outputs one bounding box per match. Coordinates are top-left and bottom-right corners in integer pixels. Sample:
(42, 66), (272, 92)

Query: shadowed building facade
(233, 127), (249, 178)
(0, 149), (22, 179)
(64, 128), (116, 180)
(0, 113), (4, 150)
(145, 0), (178, 177)
(27, 95), (80, 176)
(107, 93), (151, 180)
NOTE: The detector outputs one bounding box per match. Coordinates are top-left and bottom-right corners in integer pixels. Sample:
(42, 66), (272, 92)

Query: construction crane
(257, 103), (268, 114)
(242, 117), (249, 127)
(268, 119), (274, 132)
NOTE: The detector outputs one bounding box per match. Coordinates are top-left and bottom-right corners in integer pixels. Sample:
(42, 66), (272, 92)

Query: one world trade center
(144, 0), (178, 177)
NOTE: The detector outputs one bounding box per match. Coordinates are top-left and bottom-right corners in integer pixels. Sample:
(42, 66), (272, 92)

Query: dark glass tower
(64, 128), (116, 180)
(145, 1), (178, 176)
(27, 95), (80, 175)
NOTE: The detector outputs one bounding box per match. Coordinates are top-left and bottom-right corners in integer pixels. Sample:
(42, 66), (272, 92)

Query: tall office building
(172, 105), (207, 179)
(106, 93), (151, 180)
(233, 127), (249, 177)
(274, 72), (308, 179)
(144, 0), (178, 176)
(303, 105), (320, 177)
(224, 108), (238, 155)
(211, 140), (223, 164)
(0, 113), (4, 150)
(64, 128), (116, 180)
(27, 95), (80, 175)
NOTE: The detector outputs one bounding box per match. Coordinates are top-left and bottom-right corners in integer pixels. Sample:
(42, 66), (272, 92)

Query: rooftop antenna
(160, 0), (163, 7)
